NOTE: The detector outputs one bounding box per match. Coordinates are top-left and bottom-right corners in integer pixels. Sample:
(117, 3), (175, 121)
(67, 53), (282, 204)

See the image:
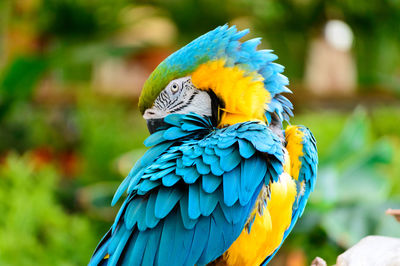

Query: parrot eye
(170, 83), (179, 93)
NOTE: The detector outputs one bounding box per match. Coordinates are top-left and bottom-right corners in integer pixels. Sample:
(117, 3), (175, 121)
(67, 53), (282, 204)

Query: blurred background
(0, 0), (399, 265)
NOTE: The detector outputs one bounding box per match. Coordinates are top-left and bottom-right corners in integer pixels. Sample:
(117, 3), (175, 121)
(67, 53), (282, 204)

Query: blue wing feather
(202, 174), (222, 193)
(154, 187), (182, 219)
(90, 113), (286, 266)
(142, 226), (161, 266)
(145, 192), (158, 229)
(222, 166), (240, 206)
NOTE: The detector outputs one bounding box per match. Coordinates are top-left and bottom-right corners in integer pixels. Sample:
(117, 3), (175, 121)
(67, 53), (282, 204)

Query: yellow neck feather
(191, 59), (270, 127)
(285, 125), (305, 180)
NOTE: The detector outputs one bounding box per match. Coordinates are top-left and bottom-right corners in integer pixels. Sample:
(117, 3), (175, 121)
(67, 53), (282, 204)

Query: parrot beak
(143, 108), (169, 134)
(146, 118), (167, 134)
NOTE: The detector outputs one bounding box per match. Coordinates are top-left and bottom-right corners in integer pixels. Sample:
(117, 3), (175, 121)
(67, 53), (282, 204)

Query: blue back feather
(89, 113), (285, 266)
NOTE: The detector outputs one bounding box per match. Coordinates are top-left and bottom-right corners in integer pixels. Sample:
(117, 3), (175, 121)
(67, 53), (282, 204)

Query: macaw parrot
(90, 25), (318, 266)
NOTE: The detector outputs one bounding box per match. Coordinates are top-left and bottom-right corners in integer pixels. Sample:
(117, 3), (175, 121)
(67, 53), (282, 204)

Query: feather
(219, 149), (242, 172)
(170, 210), (195, 266)
(222, 166), (240, 206)
(123, 230), (149, 266)
(149, 167), (174, 181)
(137, 179), (159, 195)
(108, 228), (131, 266)
(188, 184), (201, 219)
(198, 212), (225, 263)
(202, 174), (222, 193)
(199, 184), (219, 216)
(195, 158), (211, 175)
(161, 173), (180, 187)
(89, 229), (112, 266)
(157, 212), (178, 265)
(164, 113), (183, 126)
(209, 160), (224, 176)
(112, 194), (133, 232)
(179, 194), (198, 229)
(125, 198), (146, 230)
(155, 187), (182, 219)
(145, 193), (159, 229)
(143, 130), (166, 147)
(239, 156), (267, 205)
(202, 153), (219, 165)
(177, 166), (200, 184)
(142, 226), (162, 266)
(183, 217), (210, 266)
(108, 224), (126, 255)
(238, 139), (256, 159)
(164, 127), (190, 140)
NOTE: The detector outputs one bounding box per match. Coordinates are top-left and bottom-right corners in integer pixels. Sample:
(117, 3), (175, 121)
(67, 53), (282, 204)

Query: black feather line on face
(169, 91), (198, 113)
(166, 95), (180, 109)
(155, 90), (170, 110)
(207, 89), (224, 127)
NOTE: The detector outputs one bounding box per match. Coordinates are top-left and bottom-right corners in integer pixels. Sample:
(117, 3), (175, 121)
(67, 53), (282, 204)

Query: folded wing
(89, 114), (285, 266)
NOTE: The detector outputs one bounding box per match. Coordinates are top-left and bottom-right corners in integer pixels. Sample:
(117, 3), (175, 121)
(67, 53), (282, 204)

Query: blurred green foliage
(0, 154), (97, 265)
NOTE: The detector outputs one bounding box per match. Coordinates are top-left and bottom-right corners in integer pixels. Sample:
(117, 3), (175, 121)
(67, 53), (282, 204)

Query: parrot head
(139, 25), (293, 134)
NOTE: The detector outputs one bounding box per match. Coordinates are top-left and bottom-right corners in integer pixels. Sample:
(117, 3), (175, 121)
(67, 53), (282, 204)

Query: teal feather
(219, 149), (241, 172)
(199, 185), (219, 216)
(124, 229), (149, 266)
(91, 113), (295, 266)
(178, 166), (200, 184)
(179, 194), (197, 230)
(240, 156), (268, 205)
(202, 153), (219, 165)
(143, 130), (165, 147)
(125, 198), (146, 230)
(188, 183), (201, 219)
(202, 174), (222, 193)
(164, 127), (189, 140)
(142, 227), (161, 266)
(214, 145), (235, 157)
(88, 229), (111, 266)
(182, 154), (195, 166)
(108, 228), (130, 266)
(183, 217), (210, 266)
(222, 167), (240, 207)
(195, 158), (211, 175)
(170, 210), (195, 266)
(145, 193), (159, 229)
(157, 212), (177, 265)
(209, 160), (224, 176)
(163, 113), (183, 126)
(149, 167), (174, 181)
(112, 194), (133, 232)
(107, 225), (125, 255)
(155, 187), (182, 219)
(238, 139), (256, 159)
(137, 179), (159, 195)
(161, 173), (180, 187)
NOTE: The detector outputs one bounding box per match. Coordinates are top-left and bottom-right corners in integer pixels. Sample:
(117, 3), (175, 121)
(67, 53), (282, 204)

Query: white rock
(336, 236), (400, 266)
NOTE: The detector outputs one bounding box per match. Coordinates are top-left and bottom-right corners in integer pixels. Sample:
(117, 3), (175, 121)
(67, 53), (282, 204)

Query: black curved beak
(146, 118), (168, 134)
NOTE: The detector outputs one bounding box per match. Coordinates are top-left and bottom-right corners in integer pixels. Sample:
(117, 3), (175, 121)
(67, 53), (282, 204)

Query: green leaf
(0, 56), (47, 101)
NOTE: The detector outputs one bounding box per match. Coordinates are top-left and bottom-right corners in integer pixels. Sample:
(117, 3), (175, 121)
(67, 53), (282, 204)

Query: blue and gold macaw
(90, 25), (318, 266)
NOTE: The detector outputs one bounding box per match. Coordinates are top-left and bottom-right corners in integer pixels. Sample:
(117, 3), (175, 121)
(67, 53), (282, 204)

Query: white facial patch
(143, 76), (212, 120)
